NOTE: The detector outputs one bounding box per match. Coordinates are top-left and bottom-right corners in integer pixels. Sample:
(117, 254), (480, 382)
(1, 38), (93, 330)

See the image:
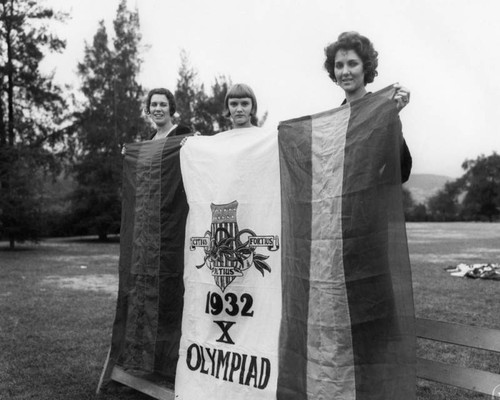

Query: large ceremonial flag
(176, 85), (415, 399)
(106, 85), (415, 399)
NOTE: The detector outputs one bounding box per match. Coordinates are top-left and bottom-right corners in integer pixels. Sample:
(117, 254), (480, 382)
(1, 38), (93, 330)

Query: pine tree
(174, 53), (234, 135)
(174, 50), (202, 131)
(0, 0), (68, 248)
(174, 51), (267, 134)
(71, 0), (147, 240)
(203, 75), (234, 133)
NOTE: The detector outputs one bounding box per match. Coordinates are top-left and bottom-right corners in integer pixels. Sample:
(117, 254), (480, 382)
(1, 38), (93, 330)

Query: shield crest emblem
(210, 201), (241, 291)
(190, 200), (278, 292)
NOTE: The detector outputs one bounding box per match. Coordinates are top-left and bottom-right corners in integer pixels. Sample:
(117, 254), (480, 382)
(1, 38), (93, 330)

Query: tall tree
(0, 0), (67, 248)
(174, 51), (267, 135)
(205, 75), (235, 132)
(174, 50), (200, 131)
(174, 50), (220, 134)
(460, 152), (500, 221)
(72, 0), (147, 240)
(193, 74), (235, 134)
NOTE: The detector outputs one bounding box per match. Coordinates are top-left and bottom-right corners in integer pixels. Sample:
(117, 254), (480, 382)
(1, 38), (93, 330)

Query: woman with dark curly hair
(324, 31), (412, 181)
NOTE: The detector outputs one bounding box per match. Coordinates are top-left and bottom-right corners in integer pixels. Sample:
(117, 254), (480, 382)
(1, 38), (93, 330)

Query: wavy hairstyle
(145, 88), (176, 116)
(324, 31), (379, 85)
(222, 83), (258, 118)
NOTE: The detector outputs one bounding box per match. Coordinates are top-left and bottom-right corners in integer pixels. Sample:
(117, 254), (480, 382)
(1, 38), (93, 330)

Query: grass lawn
(1, 222), (499, 399)
(0, 237), (151, 400)
(408, 222), (500, 400)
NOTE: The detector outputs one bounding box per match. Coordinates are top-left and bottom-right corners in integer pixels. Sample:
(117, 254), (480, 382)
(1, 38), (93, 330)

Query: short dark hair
(324, 31), (378, 85)
(223, 83), (258, 118)
(145, 88), (176, 116)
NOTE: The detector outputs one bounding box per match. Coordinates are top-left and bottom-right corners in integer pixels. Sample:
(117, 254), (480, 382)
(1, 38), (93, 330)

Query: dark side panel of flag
(343, 89), (415, 399)
(108, 135), (188, 382)
(277, 85), (415, 400)
(276, 115), (313, 400)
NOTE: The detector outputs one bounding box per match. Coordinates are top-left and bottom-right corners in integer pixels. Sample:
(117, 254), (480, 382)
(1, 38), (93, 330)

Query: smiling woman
(324, 31), (413, 183)
(324, 31), (413, 108)
(332, 49), (368, 102)
(145, 87), (191, 140)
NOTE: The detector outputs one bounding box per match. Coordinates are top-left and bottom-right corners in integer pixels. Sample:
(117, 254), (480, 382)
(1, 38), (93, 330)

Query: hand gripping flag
(107, 85), (416, 399)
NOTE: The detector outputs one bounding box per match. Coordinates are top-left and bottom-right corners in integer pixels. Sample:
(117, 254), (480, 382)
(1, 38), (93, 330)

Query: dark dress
(149, 124), (191, 140)
(342, 95), (412, 183)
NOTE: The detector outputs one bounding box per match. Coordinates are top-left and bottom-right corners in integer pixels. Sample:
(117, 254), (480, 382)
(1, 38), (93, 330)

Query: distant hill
(403, 174), (452, 204)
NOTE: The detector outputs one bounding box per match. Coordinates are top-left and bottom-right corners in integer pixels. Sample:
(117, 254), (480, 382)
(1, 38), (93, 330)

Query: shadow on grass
(0, 246), (37, 252)
(66, 235), (120, 244)
(0, 235), (121, 250)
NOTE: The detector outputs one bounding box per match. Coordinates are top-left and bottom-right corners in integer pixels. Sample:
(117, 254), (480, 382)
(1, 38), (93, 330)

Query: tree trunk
(9, 236), (15, 250)
(0, 97), (6, 146)
(7, 0), (15, 145)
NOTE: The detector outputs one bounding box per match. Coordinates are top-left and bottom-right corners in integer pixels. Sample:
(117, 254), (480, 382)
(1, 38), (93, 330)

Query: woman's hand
(393, 84), (410, 111)
(180, 131), (201, 147)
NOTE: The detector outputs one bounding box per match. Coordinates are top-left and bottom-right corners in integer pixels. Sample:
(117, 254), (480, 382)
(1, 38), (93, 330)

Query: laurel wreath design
(196, 227), (271, 276)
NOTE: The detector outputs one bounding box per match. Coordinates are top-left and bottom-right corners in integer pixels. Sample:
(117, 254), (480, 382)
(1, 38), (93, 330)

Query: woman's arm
(400, 139), (412, 183)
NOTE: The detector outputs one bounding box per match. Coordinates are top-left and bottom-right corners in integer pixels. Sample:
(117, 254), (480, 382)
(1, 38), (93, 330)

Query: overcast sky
(42, 0), (500, 178)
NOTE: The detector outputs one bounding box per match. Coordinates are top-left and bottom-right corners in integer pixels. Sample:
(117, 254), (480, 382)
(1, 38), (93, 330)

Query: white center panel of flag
(176, 128), (282, 400)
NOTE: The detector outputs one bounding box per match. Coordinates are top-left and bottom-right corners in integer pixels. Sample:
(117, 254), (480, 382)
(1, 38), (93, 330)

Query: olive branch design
(196, 227), (271, 276)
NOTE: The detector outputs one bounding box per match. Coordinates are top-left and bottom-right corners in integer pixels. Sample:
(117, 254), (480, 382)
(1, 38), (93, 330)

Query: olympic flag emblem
(190, 201), (279, 292)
